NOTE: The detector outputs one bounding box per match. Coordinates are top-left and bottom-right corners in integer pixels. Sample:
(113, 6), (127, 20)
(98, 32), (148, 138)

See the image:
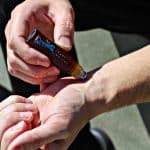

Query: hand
(0, 95), (38, 150)
(5, 0), (75, 84)
(7, 78), (89, 150)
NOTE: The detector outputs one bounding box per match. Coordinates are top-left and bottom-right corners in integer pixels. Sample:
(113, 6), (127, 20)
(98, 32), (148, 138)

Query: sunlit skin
(0, 96), (38, 150)
(5, 0), (74, 84)
(2, 0), (150, 149)
(1, 45), (150, 150)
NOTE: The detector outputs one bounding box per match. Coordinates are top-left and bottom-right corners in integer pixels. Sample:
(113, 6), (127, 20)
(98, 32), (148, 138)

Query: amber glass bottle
(26, 29), (87, 80)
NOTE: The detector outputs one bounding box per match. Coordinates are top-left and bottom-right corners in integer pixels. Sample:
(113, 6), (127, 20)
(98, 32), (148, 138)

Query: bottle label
(34, 38), (56, 52)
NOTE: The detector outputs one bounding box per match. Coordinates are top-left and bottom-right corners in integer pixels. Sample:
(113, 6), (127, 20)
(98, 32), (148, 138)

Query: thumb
(54, 7), (75, 51)
(7, 121), (68, 150)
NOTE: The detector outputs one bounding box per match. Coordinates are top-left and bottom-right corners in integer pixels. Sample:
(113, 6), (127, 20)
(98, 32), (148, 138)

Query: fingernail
(20, 112), (33, 120)
(58, 36), (72, 48)
(11, 121), (25, 131)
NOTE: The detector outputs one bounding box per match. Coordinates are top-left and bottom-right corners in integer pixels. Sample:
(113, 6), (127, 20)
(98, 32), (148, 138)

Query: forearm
(85, 45), (150, 119)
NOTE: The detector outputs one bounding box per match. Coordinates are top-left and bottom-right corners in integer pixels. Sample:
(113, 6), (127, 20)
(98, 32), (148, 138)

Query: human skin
(1, 78), (86, 150)
(0, 95), (38, 150)
(2, 45), (150, 150)
(5, 0), (74, 84)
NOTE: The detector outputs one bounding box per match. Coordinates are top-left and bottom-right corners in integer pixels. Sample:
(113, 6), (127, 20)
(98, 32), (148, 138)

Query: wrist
(83, 65), (117, 119)
(84, 47), (150, 119)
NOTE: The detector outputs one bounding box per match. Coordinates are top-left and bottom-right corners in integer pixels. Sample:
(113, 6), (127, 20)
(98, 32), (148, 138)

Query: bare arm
(5, 45), (150, 150)
(85, 45), (150, 119)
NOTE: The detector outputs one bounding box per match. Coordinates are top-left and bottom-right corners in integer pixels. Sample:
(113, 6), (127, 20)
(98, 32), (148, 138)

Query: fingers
(0, 95), (32, 111)
(5, 0), (74, 85)
(7, 122), (68, 150)
(0, 102), (38, 116)
(53, 1), (75, 50)
(1, 121), (29, 150)
(5, 3), (50, 67)
(5, 1), (58, 84)
(0, 107), (37, 138)
(0, 112), (33, 141)
(7, 50), (60, 84)
(0, 95), (38, 141)
(9, 70), (58, 85)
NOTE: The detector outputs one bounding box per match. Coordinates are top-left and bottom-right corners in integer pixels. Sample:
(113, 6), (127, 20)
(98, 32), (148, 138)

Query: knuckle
(61, 8), (74, 32)
(30, 69), (41, 78)
(7, 55), (16, 68)
(5, 20), (11, 37)
(11, 8), (17, 18)
(61, 17), (74, 32)
(5, 113), (12, 121)
(7, 95), (18, 100)
(9, 104), (26, 113)
(7, 38), (16, 50)
(32, 70), (46, 79)
(23, 55), (30, 62)
(9, 105), (18, 112)
(32, 73), (40, 79)
(22, 54), (34, 64)
(11, 3), (23, 18)
(7, 95), (24, 103)
(7, 65), (17, 75)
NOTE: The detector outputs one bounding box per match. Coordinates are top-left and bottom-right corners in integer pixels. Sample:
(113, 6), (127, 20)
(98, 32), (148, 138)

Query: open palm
(8, 78), (89, 150)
